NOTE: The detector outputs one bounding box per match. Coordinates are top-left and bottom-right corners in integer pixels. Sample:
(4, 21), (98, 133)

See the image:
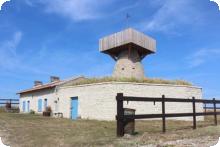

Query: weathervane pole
(126, 13), (131, 29)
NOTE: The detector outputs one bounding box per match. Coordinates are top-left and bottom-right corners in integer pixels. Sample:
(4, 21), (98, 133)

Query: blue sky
(0, 0), (220, 99)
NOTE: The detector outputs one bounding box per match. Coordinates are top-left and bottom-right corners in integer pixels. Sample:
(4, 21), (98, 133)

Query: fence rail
(0, 99), (19, 105)
(116, 93), (220, 137)
(204, 107), (220, 109)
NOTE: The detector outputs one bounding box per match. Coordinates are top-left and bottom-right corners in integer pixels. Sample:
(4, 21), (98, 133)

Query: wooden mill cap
(99, 28), (156, 57)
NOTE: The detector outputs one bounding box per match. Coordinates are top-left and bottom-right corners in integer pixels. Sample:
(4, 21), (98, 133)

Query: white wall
(19, 88), (57, 114)
(57, 82), (203, 121)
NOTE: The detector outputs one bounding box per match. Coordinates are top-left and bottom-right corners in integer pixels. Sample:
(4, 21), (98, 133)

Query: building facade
(19, 80), (204, 121)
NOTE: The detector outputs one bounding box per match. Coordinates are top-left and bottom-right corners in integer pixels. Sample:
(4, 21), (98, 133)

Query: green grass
(0, 113), (220, 147)
(65, 77), (192, 86)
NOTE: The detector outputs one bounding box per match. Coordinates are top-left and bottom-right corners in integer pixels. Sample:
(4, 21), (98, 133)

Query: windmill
(99, 28), (156, 79)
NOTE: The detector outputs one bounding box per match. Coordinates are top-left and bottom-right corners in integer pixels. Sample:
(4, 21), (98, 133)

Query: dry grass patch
(0, 107), (5, 113)
(66, 77), (192, 86)
(0, 113), (219, 147)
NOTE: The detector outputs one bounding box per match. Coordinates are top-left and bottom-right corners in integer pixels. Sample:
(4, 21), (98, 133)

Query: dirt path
(159, 136), (218, 147)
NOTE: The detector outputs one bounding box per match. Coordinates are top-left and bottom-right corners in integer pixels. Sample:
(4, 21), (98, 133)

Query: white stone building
(18, 76), (203, 121)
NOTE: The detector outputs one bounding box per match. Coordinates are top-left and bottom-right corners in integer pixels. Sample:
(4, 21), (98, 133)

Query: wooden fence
(0, 99), (19, 106)
(116, 93), (220, 137)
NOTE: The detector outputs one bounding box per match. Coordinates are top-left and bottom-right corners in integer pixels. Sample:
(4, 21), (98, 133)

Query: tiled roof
(17, 76), (84, 94)
(17, 81), (61, 94)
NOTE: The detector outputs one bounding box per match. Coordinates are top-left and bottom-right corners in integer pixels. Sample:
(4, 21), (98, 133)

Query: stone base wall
(57, 82), (204, 121)
(113, 49), (145, 79)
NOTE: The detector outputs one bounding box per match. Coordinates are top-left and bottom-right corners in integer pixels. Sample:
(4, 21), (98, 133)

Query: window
(54, 100), (58, 112)
(27, 101), (30, 112)
(38, 99), (42, 112)
(44, 99), (47, 110)
(22, 101), (26, 112)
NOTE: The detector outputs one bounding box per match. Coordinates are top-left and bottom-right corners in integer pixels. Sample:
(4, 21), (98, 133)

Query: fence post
(9, 99), (12, 108)
(162, 95), (166, 133)
(192, 97), (196, 129)
(213, 98), (217, 126)
(116, 93), (124, 137)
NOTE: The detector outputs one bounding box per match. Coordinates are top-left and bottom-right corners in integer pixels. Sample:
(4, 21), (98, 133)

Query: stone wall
(57, 82), (203, 121)
(113, 49), (145, 79)
(19, 82), (203, 121)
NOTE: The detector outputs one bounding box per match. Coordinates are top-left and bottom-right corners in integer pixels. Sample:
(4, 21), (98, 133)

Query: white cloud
(187, 49), (220, 68)
(210, 0), (220, 10)
(37, 0), (114, 21)
(0, 0), (10, 10)
(24, 0), (34, 7)
(139, 0), (203, 33)
(0, 31), (22, 69)
(0, 32), (51, 75)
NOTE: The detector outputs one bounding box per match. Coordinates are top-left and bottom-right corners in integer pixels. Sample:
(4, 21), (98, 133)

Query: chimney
(50, 76), (60, 82)
(34, 81), (43, 87)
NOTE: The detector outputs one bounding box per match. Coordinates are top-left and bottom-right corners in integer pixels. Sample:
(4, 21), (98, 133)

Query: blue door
(22, 101), (26, 112)
(38, 99), (42, 112)
(27, 101), (30, 112)
(71, 97), (78, 120)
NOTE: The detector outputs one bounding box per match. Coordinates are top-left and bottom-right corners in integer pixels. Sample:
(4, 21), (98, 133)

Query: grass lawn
(0, 112), (220, 147)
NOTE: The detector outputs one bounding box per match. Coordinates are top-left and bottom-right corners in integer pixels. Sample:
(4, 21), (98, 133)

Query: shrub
(29, 110), (35, 114)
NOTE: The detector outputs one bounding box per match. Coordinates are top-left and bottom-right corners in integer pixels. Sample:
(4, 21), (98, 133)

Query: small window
(27, 101), (30, 112)
(38, 99), (42, 112)
(132, 67), (135, 70)
(121, 68), (125, 70)
(22, 101), (26, 112)
(44, 99), (47, 110)
(54, 100), (58, 112)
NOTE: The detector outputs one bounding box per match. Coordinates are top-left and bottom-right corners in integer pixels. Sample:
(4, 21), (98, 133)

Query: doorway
(70, 97), (78, 120)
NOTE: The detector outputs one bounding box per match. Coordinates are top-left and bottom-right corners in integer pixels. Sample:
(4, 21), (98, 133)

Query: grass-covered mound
(69, 77), (192, 86)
